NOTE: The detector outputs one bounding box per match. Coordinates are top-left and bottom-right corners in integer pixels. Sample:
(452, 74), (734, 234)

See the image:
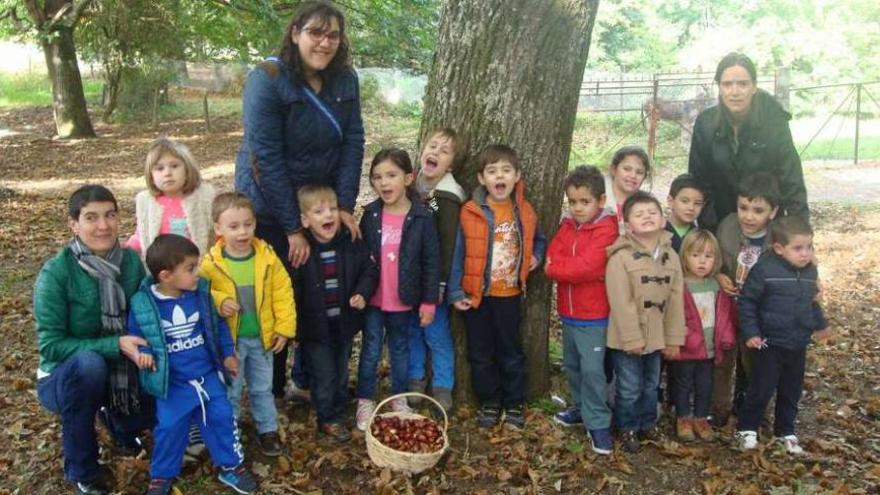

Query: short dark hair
(770, 215), (813, 246)
(715, 52), (757, 85)
(68, 185), (118, 220)
(668, 173), (706, 199)
(738, 173), (781, 209)
(611, 145), (652, 184)
(563, 165), (605, 198)
(477, 144), (519, 173)
(622, 190), (662, 221)
(145, 234), (200, 279)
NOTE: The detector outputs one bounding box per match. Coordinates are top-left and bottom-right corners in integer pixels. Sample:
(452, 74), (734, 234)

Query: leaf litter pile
(0, 107), (879, 494)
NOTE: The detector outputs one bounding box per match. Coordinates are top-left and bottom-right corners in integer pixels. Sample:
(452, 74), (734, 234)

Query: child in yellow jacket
(200, 192), (296, 457)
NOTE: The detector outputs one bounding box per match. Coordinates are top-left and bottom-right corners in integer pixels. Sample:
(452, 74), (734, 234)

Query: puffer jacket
(546, 211), (618, 321)
(447, 180), (547, 309)
(688, 89), (809, 231)
(235, 60), (365, 234)
(738, 253), (827, 350)
(674, 285), (737, 364)
(605, 231), (686, 353)
(199, 237), (296, 349)
(33, 245), (144, 376)
(127, 277), (235, 400)
(294, 227), (379, 343)
(360, 197), (440, 307)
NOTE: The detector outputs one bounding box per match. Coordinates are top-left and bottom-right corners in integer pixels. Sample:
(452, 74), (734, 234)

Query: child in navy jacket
(734, 216), (831, 455)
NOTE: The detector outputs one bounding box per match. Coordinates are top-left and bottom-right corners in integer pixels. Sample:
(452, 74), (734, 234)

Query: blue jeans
(228, 337), (278, 434)
(611, 350), (661, 432)
(37, 351), (155, 482)
(408, 302), (454, 390)
(356, 308), (411, 399)
(304, 336), (354, 425)
(561, 323), (611, 430)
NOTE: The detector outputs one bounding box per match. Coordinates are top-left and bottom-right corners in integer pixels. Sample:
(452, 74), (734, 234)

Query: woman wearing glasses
(235, 1), (365, 398)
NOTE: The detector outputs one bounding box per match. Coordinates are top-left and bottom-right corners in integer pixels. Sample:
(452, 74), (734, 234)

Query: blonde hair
(212, 192), (255, 223)
(144, 137), (202, 196)
(297, 184), (338, 213)
(680, 229), (723, 278)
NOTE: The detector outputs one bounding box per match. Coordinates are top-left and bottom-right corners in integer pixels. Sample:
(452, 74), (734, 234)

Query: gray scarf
(69, 237), (140, 414)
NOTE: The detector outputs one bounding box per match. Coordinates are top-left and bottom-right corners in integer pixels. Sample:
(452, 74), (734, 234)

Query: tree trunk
(102, 66), (122, 123)
(419, 0), (599, 404)
(41, 24), (96, 138)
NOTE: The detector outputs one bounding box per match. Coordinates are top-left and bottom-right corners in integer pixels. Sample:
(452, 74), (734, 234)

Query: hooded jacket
(546, 210), (618, 321)
(447, 180), (547, 309)
(419, 172), (466, 293)
(198, 237), (296, 349)
(688, 89), (809, 230)
(360, 197), (441, 308)
(738, 253), (827, 350)
(673, 285), (737, 364)
(605, 231), (686, 353)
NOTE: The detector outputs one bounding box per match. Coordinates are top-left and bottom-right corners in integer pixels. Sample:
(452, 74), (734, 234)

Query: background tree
(1, 0), (96, 138)
(419, 0), (600, 402)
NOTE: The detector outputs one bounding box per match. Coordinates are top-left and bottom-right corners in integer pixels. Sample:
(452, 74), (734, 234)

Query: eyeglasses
(302, 27), (341, 44)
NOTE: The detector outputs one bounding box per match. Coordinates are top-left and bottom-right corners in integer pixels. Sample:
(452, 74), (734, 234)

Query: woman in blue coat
(235, 1), (365, 396)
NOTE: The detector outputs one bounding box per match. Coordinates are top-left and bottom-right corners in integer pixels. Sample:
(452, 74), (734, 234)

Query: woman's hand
(287, 231), (310, 268)
(339, 210), (361, 240)
(119, 335), (148, 363)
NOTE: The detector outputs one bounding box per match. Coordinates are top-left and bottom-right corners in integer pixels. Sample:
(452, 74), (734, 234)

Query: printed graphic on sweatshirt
(381, 222), (402, 264)
(735, 244), (763, 289)
(163, 304), (204, 353)
(490, 219), (520, 291)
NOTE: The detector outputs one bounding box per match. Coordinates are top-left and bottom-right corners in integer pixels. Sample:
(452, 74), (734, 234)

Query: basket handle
(367, 392), (449, 434)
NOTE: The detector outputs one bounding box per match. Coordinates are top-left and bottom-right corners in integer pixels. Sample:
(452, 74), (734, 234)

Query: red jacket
(674, 286), (737, 364)
(546, 213), (618, 320)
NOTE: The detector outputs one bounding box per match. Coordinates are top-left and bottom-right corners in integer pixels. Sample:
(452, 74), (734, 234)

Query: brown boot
(676, 417), (695, 442)
(692, 417), (716, 441)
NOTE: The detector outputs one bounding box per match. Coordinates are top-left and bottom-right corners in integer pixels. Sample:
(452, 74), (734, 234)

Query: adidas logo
(167, 334), (205, 353)
(162, 305), (200, 339)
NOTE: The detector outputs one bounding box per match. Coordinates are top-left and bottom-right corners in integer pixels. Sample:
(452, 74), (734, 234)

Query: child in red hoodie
(545, 166), (618, 454)
(668, 229), (736, 442)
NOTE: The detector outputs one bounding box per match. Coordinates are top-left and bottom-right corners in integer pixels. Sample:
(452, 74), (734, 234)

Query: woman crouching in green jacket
(34, 185), (155, 495)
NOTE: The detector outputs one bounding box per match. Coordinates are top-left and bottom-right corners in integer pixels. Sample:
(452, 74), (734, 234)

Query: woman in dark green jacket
(688, 52), (809, 231)
(34, 185), (154, 495)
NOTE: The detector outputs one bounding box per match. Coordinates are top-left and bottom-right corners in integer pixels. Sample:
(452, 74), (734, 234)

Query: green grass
(112, 93), (243, 124)
(0, 72), (102, 108)
(798, 135), (880, 161)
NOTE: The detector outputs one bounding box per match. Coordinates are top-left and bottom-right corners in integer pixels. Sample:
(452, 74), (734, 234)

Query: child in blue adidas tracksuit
(128, 234), (257, 495)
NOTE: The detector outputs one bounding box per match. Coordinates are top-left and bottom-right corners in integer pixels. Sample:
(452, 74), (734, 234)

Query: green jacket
(33, 246), (145, 376)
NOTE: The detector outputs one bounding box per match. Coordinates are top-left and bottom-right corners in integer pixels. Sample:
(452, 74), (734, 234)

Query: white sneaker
(735, 430), (758, 450)
(390, 398), (412, 414)
(284, 381), (311, 402)
(356, 399), (375, 431)
(780, 435), (804, 454)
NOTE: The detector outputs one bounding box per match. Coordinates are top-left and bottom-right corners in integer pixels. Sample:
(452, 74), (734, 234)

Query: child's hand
(813, 328), (833, 342)
(529, 255), (539, 272)
(716, 273), (739, 296)
(745, 336), (765, 349)
(224, 356), (239, 378)
(544, 257), (551, 275)
(271, 335), (288, 354)
(453, 299), (472, 311)
(625, 346), (644, 355)
(349, 294), (366, 310)
(219, 298), (241, 318)
(136, 352), (155, 371)
(419, 310), (435, 327)
(662, 345), (680, 360)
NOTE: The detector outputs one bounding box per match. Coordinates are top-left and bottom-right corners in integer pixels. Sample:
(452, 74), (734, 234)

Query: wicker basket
(365, 392), (449, 474)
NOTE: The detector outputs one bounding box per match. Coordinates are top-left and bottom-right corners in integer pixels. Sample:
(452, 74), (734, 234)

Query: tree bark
(419, 0), (600, 404)
(41, 25), (95, 138)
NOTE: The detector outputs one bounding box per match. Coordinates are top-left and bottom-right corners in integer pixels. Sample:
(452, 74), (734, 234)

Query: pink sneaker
(390, 398), (412, 414)
(356, 399), (375, 431)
